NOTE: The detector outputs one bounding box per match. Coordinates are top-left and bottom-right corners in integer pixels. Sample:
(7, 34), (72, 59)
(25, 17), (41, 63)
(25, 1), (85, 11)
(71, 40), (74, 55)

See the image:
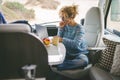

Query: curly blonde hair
(59, 5), (78, 19)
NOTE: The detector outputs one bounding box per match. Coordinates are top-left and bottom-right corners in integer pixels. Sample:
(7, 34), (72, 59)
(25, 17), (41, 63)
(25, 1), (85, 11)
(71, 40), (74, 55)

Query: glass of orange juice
(52, 36), (59, 46)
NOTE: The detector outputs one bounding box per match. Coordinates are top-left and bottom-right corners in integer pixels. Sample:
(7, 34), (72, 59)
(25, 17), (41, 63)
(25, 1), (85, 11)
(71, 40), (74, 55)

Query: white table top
(46, 43), (66, 65)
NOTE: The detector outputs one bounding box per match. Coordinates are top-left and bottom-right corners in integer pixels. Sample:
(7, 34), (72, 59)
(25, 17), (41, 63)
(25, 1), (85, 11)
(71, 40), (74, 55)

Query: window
(1, 0), (99, 25)
(107, 0), (120, 32)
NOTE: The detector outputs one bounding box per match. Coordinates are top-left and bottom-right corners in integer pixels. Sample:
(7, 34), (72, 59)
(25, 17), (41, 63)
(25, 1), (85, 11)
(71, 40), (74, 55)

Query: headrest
(85, 7), (101, 25)
(0, 24), (31, 33)
(84, 7), (101, 32)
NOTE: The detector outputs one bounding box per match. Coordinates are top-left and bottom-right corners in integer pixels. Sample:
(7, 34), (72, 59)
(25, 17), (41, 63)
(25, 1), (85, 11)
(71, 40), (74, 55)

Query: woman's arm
(57, 27), (65, 38)
(62, 26), (85, 50)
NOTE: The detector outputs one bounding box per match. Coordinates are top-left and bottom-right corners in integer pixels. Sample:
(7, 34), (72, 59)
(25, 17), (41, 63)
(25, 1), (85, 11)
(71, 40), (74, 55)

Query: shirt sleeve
(62, 26), (85, 50)
(57, 27), (65, 37)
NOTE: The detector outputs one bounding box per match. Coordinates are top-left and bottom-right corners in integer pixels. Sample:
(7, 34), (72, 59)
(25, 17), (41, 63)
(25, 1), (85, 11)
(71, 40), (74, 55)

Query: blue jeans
(57, 54), (88, 70)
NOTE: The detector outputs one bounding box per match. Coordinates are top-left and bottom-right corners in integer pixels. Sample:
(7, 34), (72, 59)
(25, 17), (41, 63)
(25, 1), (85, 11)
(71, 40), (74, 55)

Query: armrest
(88, 47), (106, 50)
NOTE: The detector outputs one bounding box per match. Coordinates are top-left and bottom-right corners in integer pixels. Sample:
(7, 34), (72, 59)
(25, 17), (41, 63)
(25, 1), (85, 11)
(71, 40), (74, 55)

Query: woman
(53, 5), (89, 70)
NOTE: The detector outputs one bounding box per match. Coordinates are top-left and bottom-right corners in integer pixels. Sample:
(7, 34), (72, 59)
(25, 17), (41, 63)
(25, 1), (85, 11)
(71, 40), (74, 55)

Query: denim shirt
(57, 24), (88, 57)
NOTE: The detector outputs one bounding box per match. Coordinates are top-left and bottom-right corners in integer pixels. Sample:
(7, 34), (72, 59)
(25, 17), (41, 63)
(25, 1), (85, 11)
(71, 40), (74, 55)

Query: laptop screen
(35, 24), (48, 39)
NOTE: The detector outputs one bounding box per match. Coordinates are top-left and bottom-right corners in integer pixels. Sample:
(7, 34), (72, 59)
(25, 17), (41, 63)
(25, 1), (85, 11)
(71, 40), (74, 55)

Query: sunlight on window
(107, 4), (120, 32)
(1, 0), (99, 25)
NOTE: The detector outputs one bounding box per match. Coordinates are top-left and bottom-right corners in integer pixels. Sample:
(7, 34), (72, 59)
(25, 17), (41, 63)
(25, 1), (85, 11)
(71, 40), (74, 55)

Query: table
(46, 43), (66, 65)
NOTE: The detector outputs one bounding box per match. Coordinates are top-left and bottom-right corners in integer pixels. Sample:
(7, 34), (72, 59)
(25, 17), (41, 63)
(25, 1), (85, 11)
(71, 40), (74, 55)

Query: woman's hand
(58, 36), (63, 42)
(59, 21), (67, 28)
(52, 36), (62, 42)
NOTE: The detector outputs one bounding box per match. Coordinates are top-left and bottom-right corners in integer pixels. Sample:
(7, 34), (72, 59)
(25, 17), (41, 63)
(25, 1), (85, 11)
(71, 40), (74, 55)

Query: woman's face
(60, 13), (72, 24)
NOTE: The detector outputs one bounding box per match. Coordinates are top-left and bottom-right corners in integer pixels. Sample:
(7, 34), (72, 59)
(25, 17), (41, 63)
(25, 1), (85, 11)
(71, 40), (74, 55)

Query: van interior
(0, 0), (120, 80)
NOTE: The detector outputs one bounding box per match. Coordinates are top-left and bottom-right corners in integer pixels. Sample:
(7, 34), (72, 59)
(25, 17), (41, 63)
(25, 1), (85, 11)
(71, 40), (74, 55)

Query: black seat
(0, 24), (51, 80)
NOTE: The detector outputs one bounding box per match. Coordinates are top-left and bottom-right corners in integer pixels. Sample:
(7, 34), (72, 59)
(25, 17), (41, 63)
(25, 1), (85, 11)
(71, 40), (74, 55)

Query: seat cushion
(110, 45), (120, 76)
(95, 35), (120, 71)
(51, 64), (92, 79)
(89, 67), (113, 80)
(111, 75), (120, 80)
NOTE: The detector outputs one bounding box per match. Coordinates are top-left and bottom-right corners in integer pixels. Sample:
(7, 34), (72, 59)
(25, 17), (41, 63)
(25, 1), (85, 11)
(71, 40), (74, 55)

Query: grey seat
(0, 24), (51, 80)
(84, 7), (104, 49)
(89, 67), (113, 80)
(51, 7), (104, 79)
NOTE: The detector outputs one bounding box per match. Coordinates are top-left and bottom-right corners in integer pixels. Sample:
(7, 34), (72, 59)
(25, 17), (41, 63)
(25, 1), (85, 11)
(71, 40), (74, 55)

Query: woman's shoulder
(75, 24), (85, 33)
(76, 24), (83, 29)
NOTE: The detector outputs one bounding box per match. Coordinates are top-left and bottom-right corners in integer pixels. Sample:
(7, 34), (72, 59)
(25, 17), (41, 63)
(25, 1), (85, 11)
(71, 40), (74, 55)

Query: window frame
(104, 0), (112, 29)
(104, 0), (120, 36)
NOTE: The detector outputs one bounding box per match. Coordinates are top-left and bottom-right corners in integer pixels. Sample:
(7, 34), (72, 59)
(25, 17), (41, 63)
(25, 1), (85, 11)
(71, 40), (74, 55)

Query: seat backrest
(84, 7), (104, 48)
(10, 20), (33, 32)
(0, 24), (50, 80)
(0, 24), (31, 33)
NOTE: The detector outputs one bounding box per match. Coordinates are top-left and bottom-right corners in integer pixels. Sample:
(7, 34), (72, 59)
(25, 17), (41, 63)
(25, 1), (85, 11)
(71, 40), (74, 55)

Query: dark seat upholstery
(89, 67), (113, 80)
(0, 24), (51, 80)
(89, 65), (120, 80)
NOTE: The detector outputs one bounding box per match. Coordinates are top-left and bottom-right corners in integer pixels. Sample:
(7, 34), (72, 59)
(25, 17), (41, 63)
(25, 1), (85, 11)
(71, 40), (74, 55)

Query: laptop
(35, 24), (48, 39)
